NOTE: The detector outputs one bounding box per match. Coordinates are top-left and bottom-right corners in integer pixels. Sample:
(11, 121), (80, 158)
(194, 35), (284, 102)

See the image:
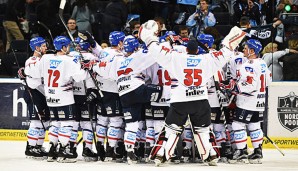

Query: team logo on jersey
(99, 51), (109, 60)
(187, 58), (201, 67)
(277, 91), (298, 132)
(120, 58), (133, 69)
(260, 64), (267, 73)
(235, 58), (243, 65)
(245, 67), (254, 73)
(50, 60), (62, 69)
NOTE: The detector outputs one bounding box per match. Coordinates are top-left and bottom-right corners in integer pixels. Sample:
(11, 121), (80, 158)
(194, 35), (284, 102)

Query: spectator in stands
(279, 36), (298, 81)
(61, 18), (79, 39)
(71, 0), (93, 33)
(101, 0), (128, 40)
(178, 25), (189, 39)
(203, 26), (223, 50)
(100, 40), (110, 49)
(233, 0), (247, 25)
(129, 20), (141, 36)
(186, 0), (216, 36)
(154, 16), (167, 36)
(262, 42), (298, 81)
(2, 0), (33, 52)
(150, 0), (170, 21)
(242, 0), (261, 26)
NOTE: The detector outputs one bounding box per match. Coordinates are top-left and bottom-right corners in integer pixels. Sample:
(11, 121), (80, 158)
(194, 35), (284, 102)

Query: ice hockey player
(71, 37), (99, 162)
(25, 36), (89, 163)
(94, 31), (126, 162)
(138, 20), (246, 167)
(19, 37), (50, 159)
(228, 39), (271, 164)
(92, 36), (165, 164)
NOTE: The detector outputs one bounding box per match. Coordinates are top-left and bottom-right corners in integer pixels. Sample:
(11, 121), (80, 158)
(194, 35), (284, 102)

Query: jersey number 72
(48, 69), (60, 87)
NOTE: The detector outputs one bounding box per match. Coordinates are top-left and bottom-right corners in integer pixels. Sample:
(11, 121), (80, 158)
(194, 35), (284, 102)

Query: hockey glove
(85, 88), (100, 104)
(78, 31), (96, 48)
(81, 60), (95, 70)
(138, 20), (159, 46)
(168, 35), (183, 45)
(222, 26), (246, 51)
(18, 67), (26, 80)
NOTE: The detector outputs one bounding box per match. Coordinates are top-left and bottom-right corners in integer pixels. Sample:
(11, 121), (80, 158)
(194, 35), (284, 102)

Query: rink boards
(0, 79), (297, 149)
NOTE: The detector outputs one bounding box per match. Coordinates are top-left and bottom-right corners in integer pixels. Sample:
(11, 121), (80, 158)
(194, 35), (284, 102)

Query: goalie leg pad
(150, 124), (182, 161)
(193, 126), (212, 161)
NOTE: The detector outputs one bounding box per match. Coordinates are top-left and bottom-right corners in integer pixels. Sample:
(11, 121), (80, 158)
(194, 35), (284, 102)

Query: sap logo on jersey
(187, 58), (201, 67)
(245, 66), (254, 73)
(235, 58), (243, 65)
(50, 60), (62, 69)
(120, 58), (133, 69)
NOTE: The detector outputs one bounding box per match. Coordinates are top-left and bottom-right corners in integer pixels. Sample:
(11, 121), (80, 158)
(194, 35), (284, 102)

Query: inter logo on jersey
(120, 58), (133, 69)
(187, 58), (201, 67)
(50, 60), (62, 69)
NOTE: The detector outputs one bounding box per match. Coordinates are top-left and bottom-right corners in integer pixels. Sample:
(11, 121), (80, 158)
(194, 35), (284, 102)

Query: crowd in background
(0, 0), (298, 80)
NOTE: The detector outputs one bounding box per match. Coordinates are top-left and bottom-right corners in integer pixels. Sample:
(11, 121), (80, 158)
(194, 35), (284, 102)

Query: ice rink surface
(0, 141), (297, 171)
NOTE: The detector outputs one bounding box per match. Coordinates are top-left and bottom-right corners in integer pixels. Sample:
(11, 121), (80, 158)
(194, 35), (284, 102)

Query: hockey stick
(12, 48), (47, 131)
(37, 21), (54, 43)
(264, 135), (285, 156)
(59, 0), (103, 98)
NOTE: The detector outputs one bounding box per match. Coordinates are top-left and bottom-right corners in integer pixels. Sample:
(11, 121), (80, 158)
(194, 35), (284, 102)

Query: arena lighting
(285, 4), (298, 13)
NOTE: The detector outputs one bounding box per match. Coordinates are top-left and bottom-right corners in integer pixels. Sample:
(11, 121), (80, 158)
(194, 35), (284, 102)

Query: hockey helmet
(123, 37), (139, 53)
(197, 34), (214, 48)
(109, 31), (125, 46)
(245, 39), (262, 55)
(53, 36), (71, 51)
(74, 37), (91, 51)
(29, 37), (46, 51)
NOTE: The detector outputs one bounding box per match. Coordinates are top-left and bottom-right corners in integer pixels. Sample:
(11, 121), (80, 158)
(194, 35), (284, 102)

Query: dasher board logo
(277, 91), (298, 132)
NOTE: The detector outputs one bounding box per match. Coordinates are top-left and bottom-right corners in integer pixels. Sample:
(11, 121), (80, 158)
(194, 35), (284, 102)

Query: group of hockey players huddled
(18, 19), (271, 166)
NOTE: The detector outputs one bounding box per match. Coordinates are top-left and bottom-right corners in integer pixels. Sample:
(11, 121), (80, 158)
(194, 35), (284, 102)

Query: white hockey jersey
(97, 47), (124, 93)
(235, 58), (272, 111)
(149, 42), (234, 103)
(207, 70), (228, 108)
(70, 51), (96, 96)
(25, 53), (88, 107)
(227, 52), (248, 80)
(93, 48), (154, 96)
(147, 63), (171, 106)
(24, 56), (44, 94)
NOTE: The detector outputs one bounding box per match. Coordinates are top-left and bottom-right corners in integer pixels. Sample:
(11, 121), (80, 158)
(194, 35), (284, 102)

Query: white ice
(0, 141), (297, 171)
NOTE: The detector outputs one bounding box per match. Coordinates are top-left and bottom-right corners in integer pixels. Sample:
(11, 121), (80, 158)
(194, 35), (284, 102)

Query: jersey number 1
(48, 69), (60, 87)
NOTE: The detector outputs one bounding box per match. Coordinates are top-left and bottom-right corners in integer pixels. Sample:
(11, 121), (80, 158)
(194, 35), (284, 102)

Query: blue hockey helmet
(53, 36), (71, 51)
(109, 31), (125, 46)
(246, 39), (262, 55)
(196, 34), (214, 48)
(74, 37), (91, 51)
(123, 37), (139, 53)
(29, 37), (46, 51)
(159, 31), (176, 43)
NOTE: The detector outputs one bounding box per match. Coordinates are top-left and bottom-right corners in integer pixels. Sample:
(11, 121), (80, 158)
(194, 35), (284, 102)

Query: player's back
(42, 54), (86, 107)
